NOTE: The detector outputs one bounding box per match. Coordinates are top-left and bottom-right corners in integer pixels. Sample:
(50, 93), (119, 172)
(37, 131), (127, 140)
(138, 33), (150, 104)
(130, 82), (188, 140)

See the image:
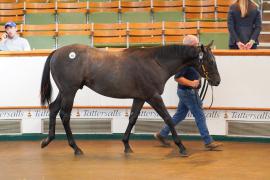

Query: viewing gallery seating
(0, 0), (237, 25)
(199, 21), (228, 49)
(57, 2), (88, 24)
(57, 23), (91, 48)
(21, 24), (56, 49)
(127, 22), (163, 46)
(0, 2), (24, 24)
(25, 3), (55, 24)
(152, 0), (183, 22)
(121, 1), (152, 23)
(184, 0), (215, 21)
(164, 21), (197, 44)
(91, 23), (127, 47)
(0, 0), (263, 49)
(216, 0), (235, 21)
(16, 21), (228, 49)
(89, 1), (119, 23)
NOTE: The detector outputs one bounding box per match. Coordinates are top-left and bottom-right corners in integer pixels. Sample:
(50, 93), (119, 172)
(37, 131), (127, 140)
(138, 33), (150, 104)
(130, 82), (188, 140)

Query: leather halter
(198, 51), (209, 81)
(198, 50), (214, 108)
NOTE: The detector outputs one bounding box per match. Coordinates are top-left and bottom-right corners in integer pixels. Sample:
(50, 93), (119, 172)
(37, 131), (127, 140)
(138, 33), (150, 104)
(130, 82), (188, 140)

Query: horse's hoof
(41, 138), (49, 148)
(124, 148), (134, 154)
(179, 149), (189, 157)
(74, 148), (84, 156)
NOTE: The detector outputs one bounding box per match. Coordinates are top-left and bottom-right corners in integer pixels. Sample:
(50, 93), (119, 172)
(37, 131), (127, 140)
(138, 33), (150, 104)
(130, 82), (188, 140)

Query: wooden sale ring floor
(0, 140), (269, 179)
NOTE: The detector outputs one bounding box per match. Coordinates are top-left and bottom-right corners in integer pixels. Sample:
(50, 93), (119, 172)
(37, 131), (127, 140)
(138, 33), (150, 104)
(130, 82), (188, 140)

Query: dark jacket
(227, 3), (262, 46)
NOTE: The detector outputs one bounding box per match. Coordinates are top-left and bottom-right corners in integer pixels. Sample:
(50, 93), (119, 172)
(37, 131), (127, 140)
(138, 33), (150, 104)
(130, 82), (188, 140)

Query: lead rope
(201, 80), (209, 101)
(199, 64), (214, 109)
(196, 78), (207, 109)
(208, 85), (214, 109)
(197, 81), (214, 109)
(199, 78), (207, 99)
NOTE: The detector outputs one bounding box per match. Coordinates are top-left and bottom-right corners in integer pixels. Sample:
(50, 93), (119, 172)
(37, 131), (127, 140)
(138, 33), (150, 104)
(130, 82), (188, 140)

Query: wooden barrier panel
(1, 49), (270, 57)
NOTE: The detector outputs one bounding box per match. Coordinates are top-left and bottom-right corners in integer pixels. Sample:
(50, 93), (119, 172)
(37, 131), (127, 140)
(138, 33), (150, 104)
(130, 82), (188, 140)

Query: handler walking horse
(40, 43), (220, 156)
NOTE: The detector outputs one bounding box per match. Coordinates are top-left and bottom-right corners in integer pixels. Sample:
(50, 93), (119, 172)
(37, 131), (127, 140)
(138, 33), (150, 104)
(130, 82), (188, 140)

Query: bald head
(183, 35), (199, 46)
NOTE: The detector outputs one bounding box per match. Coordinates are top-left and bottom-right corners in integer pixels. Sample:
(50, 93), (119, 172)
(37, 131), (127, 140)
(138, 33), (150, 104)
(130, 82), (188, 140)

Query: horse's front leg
(41, 93), (62, 148)
(122, 99), (145, 153)
(147, 94), (188, 157)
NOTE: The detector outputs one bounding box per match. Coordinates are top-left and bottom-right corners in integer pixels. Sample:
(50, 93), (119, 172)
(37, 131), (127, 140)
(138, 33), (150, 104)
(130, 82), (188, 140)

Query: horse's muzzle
(208, 77), (221, 86)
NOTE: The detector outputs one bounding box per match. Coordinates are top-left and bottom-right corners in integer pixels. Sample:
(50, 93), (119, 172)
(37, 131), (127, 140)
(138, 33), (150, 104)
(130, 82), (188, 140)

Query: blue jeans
(159, 88), (213, 145)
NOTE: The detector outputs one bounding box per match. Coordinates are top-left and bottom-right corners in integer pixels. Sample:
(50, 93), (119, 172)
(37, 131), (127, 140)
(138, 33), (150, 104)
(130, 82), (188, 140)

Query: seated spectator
(0, 22), (30, 51)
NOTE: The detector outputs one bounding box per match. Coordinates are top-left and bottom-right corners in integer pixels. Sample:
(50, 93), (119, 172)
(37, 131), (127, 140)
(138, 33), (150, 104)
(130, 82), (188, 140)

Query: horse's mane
(154, 45), (195, 59)
(122, 45), (198, 60)
(122, 46), (155, 57)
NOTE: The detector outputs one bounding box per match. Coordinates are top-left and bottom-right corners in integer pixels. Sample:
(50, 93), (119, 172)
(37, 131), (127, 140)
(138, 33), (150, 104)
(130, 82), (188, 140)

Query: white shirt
(0, 34), (31, 51)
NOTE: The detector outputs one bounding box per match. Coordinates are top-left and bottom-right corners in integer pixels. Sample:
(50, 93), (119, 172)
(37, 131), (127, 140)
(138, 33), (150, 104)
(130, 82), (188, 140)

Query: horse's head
(195, 41), (221, 86)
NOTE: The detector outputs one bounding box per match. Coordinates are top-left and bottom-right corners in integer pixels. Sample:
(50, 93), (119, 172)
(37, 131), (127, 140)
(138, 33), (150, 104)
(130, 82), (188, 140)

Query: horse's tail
(40, 50), (56, 106)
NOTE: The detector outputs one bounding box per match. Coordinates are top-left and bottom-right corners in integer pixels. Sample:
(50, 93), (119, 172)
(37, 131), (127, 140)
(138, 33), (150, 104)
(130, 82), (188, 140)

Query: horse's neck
(170, 61), (194, 75)
(155, 46), (198, 78)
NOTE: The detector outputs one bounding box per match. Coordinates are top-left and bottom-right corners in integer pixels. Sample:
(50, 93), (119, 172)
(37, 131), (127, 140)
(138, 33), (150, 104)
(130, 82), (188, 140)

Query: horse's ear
(200, 44), (205, 52)
(206, 40), (214, 48)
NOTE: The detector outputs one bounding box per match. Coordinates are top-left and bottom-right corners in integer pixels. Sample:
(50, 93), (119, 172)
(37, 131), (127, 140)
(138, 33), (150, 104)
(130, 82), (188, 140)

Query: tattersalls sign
(0, 108), (270, 121)
(82, 109), (122, 117)
(0, 108), (269, 136)
(227, 111), (270, 121)
(0, 110), (24, 118)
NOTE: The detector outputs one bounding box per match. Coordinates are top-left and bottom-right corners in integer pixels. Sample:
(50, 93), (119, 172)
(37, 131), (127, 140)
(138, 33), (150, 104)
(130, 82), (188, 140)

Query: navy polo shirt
(175, 66), (200, 90)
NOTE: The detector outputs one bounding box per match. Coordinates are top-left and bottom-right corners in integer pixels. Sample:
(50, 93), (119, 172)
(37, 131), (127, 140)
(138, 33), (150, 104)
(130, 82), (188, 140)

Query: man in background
(0, 21), (30, 51)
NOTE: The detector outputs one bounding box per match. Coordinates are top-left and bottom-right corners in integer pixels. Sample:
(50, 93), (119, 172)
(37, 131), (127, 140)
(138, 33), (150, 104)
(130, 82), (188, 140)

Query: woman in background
(228, 0), (261, 49)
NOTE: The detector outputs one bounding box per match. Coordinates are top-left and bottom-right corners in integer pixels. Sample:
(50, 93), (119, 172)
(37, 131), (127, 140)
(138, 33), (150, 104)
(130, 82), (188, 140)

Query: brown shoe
(154, 133), (171, 147)
(205, 141), (223, 150)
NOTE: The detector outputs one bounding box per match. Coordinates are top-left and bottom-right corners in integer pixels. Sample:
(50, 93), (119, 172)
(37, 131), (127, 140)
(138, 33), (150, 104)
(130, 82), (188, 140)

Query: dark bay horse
(40, 43), (220, 156)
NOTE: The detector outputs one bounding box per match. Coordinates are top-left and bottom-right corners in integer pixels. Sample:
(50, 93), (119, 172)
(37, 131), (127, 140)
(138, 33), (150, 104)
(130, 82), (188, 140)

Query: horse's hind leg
(147, 94), (188, 157)
(41, 93), (62, 148)
(122, 99), (145, 153)
(59, 91), (83, 155)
